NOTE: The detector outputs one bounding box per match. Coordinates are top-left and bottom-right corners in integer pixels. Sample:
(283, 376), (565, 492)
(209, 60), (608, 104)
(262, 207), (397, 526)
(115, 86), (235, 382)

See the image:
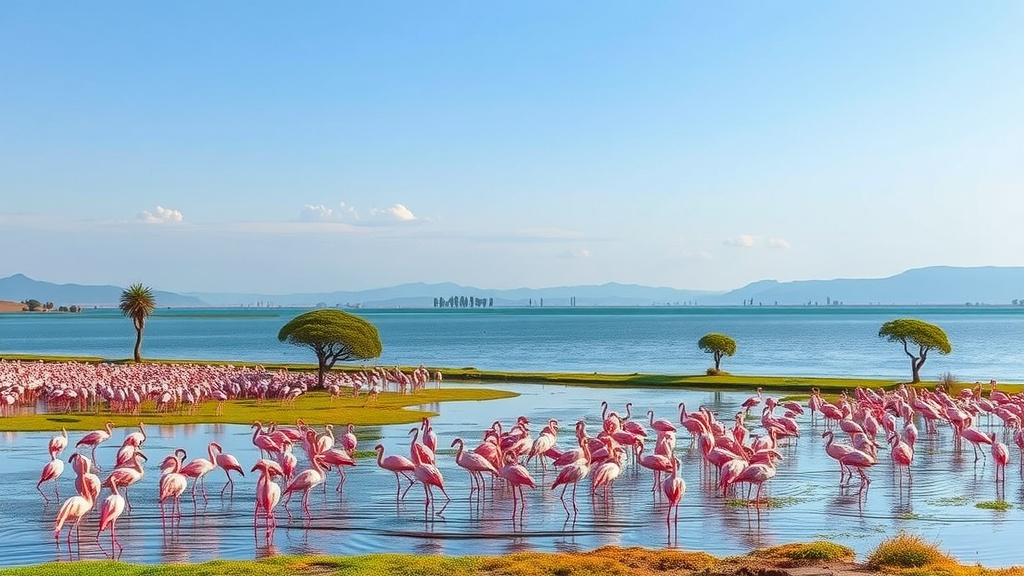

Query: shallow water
(2, 384), (1023, 567)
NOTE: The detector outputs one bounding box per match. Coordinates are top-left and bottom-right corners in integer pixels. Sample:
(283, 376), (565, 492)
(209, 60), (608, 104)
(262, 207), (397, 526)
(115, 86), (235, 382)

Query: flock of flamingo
(9, 357), (1024, 559)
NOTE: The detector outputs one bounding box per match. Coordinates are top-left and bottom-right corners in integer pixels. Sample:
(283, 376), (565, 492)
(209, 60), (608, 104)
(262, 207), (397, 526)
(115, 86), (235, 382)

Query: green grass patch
(867, 533), (951, 569)
(975, 501), (1013, 511)
(0, 387), (517, 432)
(752, 541), (855, 562)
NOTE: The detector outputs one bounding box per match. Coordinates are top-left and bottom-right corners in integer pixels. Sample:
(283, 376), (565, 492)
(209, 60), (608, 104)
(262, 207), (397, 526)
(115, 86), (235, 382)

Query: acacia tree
(698, 333), (737, 373)
(119, 284), (156, 362)
(878, 318), (952, 383)
(278, 309), (383, 388)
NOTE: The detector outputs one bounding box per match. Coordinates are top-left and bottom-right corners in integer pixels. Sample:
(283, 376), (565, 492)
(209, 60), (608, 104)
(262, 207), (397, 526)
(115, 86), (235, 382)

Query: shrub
(753, 541), (854, 562)
(938, 371), (958, 389)
(867, 533), (949, 568)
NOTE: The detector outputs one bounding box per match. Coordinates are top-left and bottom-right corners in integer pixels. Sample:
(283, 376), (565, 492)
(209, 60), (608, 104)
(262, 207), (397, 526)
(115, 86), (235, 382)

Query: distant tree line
(434, 296), (494, 308)
(20, 299), (82, 312)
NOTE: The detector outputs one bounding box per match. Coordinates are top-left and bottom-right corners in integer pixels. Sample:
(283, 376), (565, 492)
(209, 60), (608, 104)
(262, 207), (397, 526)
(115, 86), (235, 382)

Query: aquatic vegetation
(930, 495), (972, 506)
(868, 532), (951, 568)
(975, 501), (1013, 511)
(724, 495), (801, 509)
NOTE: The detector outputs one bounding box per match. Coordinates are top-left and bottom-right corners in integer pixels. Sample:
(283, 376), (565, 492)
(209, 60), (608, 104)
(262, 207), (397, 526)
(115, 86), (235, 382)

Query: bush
(753, 541), (854, 562)
(867, 533), (949, 568)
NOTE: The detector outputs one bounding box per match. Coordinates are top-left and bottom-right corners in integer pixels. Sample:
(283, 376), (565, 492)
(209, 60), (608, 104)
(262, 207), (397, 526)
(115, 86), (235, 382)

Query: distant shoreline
(0, 301), (25, 313)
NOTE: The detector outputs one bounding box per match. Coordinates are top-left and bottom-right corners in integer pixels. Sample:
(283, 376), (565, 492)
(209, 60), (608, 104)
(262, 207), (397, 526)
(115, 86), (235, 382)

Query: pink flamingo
(341, 423), (358, 453)
(97, 478), (127, 556)
(374, 444), (417, 501)
(821, 430), (858, 485)
(159, 453), (188, 525)
(409, 427), (435, 465)
(283, 453), (327, 520)
(551, 437), (592, 517)
(53, 472), (99, 548)
(180, 442), (217, 501)
(411, 439), (450, 517)
(104, 451), (148, 512)
(648, 410), (677, 434)
(991, 433), (1010, 484)
(888, 433), (914, 488)
(76, 421), (115, 469)
(251, 421), (282, 459)
(662, 457), (686, 533)
(960, 422), (994, 462)
(320, 448), (356, 494)
(37, 453), (66, 503)
(451, 437), (498, 496)
(729, 455), (780, 507)
(498, 454), (536, 519)
(210, 442), (245, 497)
(122, 422), (147, 448)
(48, 427), (68, 459)
(741, 387), (763, 415)
(252, 460), (283, 538)
(636, 440), (674, 494)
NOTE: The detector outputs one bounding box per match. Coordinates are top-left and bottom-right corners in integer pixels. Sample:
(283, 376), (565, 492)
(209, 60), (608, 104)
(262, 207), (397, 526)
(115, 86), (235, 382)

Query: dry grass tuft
(752, 541), (854, 562)
(867, 533), (951, 569)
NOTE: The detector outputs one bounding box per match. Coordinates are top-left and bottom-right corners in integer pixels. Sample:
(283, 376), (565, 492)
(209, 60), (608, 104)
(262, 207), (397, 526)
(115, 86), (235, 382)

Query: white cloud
(300, 202), (359, 222)
(768, 238), (791, 249)
(369, 203), (417, 222)
(559, 248), (592, 259)
(138, 206), (183, 224)
(723, 234), (759, 247)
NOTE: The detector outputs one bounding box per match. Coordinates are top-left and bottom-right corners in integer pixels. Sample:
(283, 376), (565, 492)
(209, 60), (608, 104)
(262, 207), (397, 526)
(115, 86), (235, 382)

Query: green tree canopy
(878, 318), (952, 384)
(278, 309), (383, 388)
(698, 332), (737, 372)
(119, 284), (156, 362)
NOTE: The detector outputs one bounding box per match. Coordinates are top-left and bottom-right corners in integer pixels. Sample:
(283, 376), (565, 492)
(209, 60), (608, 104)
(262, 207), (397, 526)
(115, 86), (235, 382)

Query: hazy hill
(4, 266), (1024, 308)
(0, 274), (207, 308)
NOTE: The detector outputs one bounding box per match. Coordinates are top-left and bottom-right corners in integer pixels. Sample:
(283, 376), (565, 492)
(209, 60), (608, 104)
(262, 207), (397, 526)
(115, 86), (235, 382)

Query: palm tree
(119, 284), (156, 362)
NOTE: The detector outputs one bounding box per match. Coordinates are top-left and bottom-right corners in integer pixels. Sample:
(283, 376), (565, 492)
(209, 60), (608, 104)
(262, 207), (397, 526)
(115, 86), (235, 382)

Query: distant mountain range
(2, 266), (1024, 308)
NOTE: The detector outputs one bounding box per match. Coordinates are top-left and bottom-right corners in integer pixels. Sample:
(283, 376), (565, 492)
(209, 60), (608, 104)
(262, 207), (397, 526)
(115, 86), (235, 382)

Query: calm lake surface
(3, 306), (1024, 381)
(2, 384), (1023, 568)
(3, 307), (1024, 567)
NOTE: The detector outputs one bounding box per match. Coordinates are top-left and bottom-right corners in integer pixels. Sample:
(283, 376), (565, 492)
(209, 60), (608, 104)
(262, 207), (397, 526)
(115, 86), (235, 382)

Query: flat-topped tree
(878, 318), (951, 383)
(698, 333), (736, 373)
(278, 309), (383, 388)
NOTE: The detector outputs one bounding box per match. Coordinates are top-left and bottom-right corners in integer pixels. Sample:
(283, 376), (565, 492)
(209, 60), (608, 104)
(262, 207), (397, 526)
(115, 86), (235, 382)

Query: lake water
(3, 307), (1024, 567)
(3, 306), (1024, 382)
(2, 384), (1023, 568)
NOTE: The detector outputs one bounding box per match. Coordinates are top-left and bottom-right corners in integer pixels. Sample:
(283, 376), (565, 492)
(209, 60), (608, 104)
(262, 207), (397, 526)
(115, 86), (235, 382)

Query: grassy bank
(2, 539), (1020, 576)
(6, 352), (1009, 395)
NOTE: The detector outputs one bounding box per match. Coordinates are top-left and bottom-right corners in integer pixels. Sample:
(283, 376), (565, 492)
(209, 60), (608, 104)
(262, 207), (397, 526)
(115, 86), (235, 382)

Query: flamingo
(159, 453), (188, 525)
(180, 442), (217, 501)
(252, 460), (283, 538)
(648, 410), (677, 434)
(498, 454), (536, 520)
(410, 438), (450, 517)
(283, 453), (327, 520)
(741, 387), (763, 415)
(636, 439), (674, 494)
(104, 451), (148, 512)
(320, 448), (356, 494)
(75, 421), (115, 469)
(53, 472), (99, 548)
(48, 427), (68, 459)
(451, 437), (498, 496)
(341, 423), (358, 453)
(97, 478), (127, 556)
(409, 427), (435, 465)
(888, 433), (914, 488)
(991, 433), (1010, 484)
(374, 444), (417, 502)
(211, 442), (245, 497)
(551, 437), (592, 517)
(37, 454), (66, 503)
(122, 422), (147, 448)
(662, 457), (686, 532)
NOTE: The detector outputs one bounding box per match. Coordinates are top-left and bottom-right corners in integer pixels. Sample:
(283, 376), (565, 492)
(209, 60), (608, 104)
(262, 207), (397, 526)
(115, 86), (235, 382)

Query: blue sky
(1, 2), (1021, 294)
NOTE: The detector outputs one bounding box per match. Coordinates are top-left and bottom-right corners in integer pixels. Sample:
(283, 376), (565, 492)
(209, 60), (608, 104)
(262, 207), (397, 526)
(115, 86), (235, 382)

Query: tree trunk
(133, 327), (143, 362)
(317, 357), (327, 389)
(714, 352), (722, 371)
(910, 356), (921, 383)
